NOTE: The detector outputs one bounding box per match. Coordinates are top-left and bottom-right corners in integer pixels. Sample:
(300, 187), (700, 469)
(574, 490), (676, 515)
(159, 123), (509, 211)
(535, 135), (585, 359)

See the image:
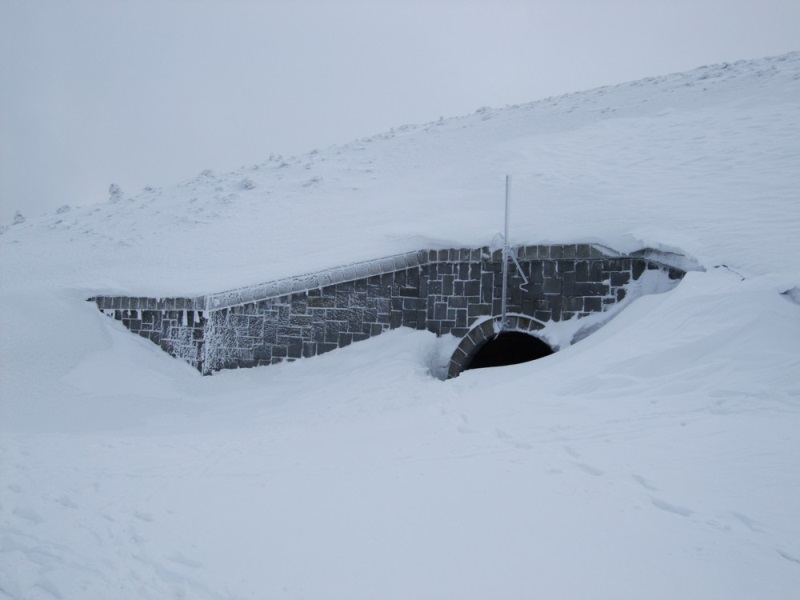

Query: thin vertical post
(500, 175), (510, 330)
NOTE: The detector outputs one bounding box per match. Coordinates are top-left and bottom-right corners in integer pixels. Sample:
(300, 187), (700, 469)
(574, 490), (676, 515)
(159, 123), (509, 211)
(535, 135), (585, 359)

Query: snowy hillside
(1, 53), (799, 599)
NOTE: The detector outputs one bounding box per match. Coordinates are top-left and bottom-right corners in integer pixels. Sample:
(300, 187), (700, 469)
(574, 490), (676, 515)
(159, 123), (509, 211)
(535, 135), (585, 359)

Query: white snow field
(1, 52), (800, 599)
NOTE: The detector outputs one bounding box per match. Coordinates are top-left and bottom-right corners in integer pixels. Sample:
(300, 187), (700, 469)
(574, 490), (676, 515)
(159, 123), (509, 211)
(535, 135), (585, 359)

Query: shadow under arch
(447, 314), (554, 379)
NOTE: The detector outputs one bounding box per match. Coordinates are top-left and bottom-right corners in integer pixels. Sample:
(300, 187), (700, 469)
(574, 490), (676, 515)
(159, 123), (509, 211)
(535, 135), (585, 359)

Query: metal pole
(500, 175), (510, 330)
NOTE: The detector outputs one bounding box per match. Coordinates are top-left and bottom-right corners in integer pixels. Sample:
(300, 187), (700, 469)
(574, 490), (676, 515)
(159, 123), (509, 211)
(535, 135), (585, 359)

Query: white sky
(1, 0), (798, 223)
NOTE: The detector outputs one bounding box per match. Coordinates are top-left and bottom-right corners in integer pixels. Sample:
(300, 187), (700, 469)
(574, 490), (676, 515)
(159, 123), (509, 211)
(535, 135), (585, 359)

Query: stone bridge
(90, 244), (689, 378)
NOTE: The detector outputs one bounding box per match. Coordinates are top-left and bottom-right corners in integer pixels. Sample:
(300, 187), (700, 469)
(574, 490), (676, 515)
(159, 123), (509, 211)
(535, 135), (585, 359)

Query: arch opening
(463, 331), (553, 372)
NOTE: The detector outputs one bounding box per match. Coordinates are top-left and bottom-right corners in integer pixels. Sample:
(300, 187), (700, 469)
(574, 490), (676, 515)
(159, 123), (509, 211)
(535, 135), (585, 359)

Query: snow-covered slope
(2, 51), (799, 296)
(1, 53), (799, 599)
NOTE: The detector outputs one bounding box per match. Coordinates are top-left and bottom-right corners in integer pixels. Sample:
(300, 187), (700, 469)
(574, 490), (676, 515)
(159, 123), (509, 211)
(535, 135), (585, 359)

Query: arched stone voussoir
(447, 313), (550, 379)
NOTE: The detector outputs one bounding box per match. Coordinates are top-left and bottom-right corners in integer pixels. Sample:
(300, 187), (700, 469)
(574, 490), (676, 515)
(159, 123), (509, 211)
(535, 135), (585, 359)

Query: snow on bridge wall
(90, 244), (687, 375)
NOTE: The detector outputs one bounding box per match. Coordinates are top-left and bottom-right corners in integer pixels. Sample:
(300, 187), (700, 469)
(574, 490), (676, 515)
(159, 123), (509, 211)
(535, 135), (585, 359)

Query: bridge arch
(447, 314), (554, 379)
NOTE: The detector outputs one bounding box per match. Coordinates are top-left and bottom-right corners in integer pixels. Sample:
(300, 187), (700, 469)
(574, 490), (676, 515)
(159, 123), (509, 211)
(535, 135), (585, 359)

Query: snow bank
(1, 52), (799, 599)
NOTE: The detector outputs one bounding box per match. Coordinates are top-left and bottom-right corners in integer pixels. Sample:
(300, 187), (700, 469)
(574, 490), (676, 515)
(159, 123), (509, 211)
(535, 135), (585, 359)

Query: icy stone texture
(92, 244), (686, 374)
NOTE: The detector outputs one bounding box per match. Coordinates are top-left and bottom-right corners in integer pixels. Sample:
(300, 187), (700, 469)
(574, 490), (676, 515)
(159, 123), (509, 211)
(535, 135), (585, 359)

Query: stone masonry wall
(91, 244), (686, 375)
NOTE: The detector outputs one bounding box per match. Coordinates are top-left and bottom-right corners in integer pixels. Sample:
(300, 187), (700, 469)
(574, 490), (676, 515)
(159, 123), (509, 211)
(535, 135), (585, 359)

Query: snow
(1, 52), (799, 599)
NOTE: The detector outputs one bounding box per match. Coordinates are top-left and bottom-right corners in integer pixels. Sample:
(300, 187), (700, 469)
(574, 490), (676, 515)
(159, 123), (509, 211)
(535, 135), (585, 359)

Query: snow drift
(1, 52), (799, 599)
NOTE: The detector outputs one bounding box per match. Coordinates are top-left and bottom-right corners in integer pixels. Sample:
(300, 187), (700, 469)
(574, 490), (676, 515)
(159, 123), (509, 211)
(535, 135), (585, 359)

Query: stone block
(485, 260), (503, 274)
(561, 272), (576, 296)
(575, 261), (590, 282)
(458, 263), (469, 280)
(610, 271), (631, 286)
(464, 280), (480, 297)
(448, 296), (468, 309)
(562, 296), (584, 312)
(253, 346), (273, 361)
(526, 262), (542, 285)
(434, 302), (447, 320)
(346, 312), (363, 333)
(633, 259), (647, 280)
(543, 278), (562, 295)
(468, 303), (491, 318)
(361, 307), (378, 323)
(469, 264), (481, 281)
(278, 325), (303, 338)
(526, 283), (543, 300)
(290, 314), (314, 328)
(375, 298), (391, 314)
(521, 298), (537, 316)
(317, 342), (338, 355)
(418, 271), (429, 293)
(407, 268), (420, 288)
(285, 337), (303, 358)
(290, 297), (308, 314)
(480, 273), (494, 303)
(550, 297), (562, 321)
(427, 280), (443, 295)
(584, 297), (602, 312)
(263, 323), (278, 344)
(390, 311), (402, 328)
(325, 321), (343, 343)
(589, 261), (604, 281)
(402, 297), (426, 311)
(439, 320), (456, 334)
(336, 290), (356, 308)
(442, 275), (455, 296)
(574, 282), (608, 296)
(558, 260), (575, 273)
(367, 283), (391, 299)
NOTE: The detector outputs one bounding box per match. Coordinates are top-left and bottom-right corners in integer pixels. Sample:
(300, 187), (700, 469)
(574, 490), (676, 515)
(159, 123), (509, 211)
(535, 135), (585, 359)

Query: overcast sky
(1, 0), (798, 223)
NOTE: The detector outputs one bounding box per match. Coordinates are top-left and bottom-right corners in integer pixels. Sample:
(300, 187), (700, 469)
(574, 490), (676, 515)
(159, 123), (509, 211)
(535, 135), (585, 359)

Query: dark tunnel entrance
(464, 332), (554, 371)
